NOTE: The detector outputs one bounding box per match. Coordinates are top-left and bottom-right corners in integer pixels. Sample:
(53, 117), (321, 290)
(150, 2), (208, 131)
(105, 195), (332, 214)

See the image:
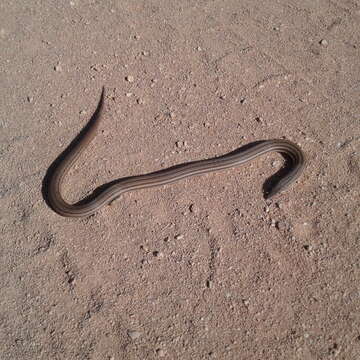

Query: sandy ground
(1, 1), (360, 359)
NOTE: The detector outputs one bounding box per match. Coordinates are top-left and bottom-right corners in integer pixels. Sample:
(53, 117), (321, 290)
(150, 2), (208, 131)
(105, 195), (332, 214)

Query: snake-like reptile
(46, 88), (305, 217)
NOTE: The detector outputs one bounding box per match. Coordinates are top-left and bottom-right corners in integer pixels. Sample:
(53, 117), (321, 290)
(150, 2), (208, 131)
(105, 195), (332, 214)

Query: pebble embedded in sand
(152, 250), (163, 258)
(319, 39), (328, 46)
(156, 349), (165, 357)
(126, 75), (134, 82)
(127, 330), (141, 340)
(189, 204), (198, 214)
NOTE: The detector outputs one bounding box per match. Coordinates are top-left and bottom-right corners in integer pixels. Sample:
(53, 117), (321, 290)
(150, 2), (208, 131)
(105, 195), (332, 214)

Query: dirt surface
(1, 1), (360, 359)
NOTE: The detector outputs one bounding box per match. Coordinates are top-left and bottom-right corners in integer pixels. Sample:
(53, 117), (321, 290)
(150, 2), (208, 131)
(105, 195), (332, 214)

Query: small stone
(255, 116), (263, 123)
(54, 64), (62, 72)
(27, 96), (33, 103)
(243, 299), (249, 306)
(196, 46), (202, 51)
(319, 39), (328, 46)
(174, 234), (184, 240)
(79, 110), (87, 115)
(239, 98), (246, 104)
(134, 35), (140, 40)
(273, 26), (280, 31)
(219, 94), (226, 100)
(175, 141), (182, 148)
(126, 75), (134, 83)
(189, 204), (198, 213)
(153, 250), (163, 258)
(156, 349), (165, 357)
(125, 92), (132, 97)
(127, 330), (141, 340)
(169, 112), (176, 119)
(140, 245), (149, 252)
(206, 280), (213, 288)
(142, 50), (149, 56)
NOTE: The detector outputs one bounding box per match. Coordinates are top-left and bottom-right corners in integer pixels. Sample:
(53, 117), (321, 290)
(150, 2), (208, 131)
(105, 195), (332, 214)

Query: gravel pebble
(270, 219), (277, 227)
(189, 204), (198, 213)
(126, 75), (134, 83)
(156, 349), (165, 357)
(127, 330), (141, 340)
(140, 245), (149, 252)
(319, 39), (328, 46)
(153, 250), (163, 258)
(54, 64), (62, 72)
(175, 234), (184, 240)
